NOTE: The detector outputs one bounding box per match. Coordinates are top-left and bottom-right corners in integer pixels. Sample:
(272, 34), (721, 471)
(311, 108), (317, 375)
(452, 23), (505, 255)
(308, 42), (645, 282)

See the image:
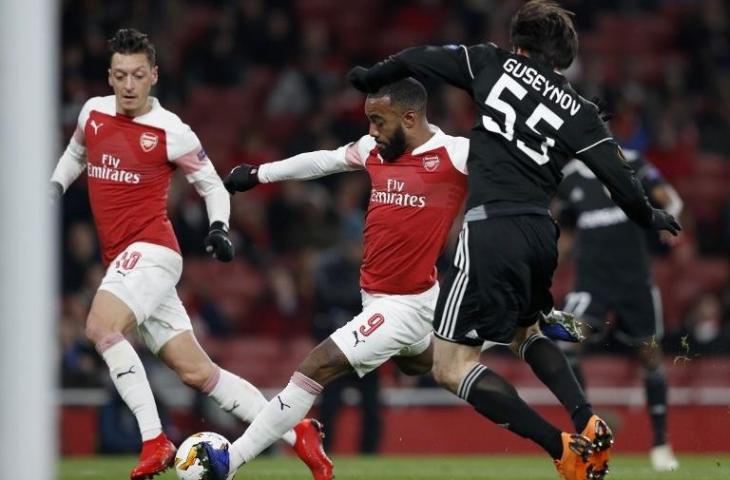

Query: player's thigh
(330, 285), (436, 378)
(431, 336), (482, 393)
(98, 242), (182, 325)
(86, 289), (138, 341)
(614, 284), (662, 348)
(137, 287), (193, 356)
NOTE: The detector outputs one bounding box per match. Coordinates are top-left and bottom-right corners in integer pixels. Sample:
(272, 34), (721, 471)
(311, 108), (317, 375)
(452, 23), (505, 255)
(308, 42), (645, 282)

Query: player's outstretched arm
(224, 142), (368, 195)
(348, 44), (481, 93)
(578, 142), (681, 235)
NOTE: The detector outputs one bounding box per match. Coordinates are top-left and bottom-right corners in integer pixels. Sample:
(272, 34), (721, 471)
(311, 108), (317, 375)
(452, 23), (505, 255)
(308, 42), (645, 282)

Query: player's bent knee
(431, 363), (461, 392)
(510, 324), (543, 359)
(85, 315), (116, 344)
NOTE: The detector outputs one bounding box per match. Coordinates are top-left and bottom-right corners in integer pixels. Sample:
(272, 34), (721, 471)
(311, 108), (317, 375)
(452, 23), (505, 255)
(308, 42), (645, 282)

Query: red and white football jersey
(347, 129), (469, 294)
(73, 96), (207, 265)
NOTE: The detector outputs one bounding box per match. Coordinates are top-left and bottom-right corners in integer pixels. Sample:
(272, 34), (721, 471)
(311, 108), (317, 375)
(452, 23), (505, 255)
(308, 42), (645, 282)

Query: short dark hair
(369, 77), (427, 113)
(108, 28), (156, 66)
(510, 0), (578, 70)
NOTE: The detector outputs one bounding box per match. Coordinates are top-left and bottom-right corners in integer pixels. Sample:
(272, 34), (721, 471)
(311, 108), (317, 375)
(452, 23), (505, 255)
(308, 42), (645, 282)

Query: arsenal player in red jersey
(214, 78), (469, 479)
(50, 28), (330, 480)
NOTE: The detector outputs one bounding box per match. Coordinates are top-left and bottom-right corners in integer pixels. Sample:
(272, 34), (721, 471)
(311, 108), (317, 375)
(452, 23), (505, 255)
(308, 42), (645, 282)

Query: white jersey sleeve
(258, 134), (374, 183)
(166, 118), (230, 227)
(443, 135), (469, 175)
(50, 98), (95, 191)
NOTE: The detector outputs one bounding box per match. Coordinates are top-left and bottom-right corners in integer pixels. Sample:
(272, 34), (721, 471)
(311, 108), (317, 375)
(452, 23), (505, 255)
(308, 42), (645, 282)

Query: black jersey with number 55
(359, 43), (654, 220)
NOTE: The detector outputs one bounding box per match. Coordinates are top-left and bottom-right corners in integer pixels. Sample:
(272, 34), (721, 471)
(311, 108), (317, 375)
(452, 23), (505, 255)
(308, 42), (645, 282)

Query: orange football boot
(554, 432), (594, 480)
(581, 415), (614, 478)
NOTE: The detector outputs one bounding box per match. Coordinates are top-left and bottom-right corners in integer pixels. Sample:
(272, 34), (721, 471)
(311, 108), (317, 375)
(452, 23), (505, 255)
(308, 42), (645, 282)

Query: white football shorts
(98, 241), (192, 354)
(330, 283), (439, 377)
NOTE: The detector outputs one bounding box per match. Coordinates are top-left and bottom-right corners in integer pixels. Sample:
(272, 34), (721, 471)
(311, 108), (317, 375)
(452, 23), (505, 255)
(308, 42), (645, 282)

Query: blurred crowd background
(57, 0), (730, 454)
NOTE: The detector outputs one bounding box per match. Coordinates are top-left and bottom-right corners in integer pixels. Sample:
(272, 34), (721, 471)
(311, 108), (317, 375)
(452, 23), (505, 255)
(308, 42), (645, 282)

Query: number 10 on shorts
(115, 251), (142, 270)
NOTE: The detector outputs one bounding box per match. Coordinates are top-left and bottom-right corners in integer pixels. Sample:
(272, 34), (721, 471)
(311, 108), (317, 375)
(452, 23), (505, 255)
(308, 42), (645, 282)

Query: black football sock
(458, 364), (564, 459)
(522, 336), (593, 432)
(644, 368), (668, 446)
(563, 345), (586, 389)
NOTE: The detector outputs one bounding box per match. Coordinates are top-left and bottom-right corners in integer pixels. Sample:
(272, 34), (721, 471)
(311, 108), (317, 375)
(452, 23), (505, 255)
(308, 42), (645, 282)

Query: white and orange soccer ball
(174, 431), (232, 480)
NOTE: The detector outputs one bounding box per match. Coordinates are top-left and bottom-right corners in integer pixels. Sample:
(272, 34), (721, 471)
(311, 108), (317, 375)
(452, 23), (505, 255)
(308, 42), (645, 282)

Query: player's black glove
(650, 208), (681, 236)
(347, 66), (377, 93)
(204, 221), (234, 262)
(223, 164), (259, 195)
(49, 181), (63, 204)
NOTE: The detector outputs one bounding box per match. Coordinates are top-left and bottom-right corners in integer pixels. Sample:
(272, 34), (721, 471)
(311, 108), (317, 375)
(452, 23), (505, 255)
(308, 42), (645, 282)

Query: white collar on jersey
(127, 96), (161, 121)
(411, 124), (445, 155)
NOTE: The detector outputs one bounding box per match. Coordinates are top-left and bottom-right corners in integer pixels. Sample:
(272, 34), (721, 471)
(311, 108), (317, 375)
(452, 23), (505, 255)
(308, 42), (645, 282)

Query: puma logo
(116, 366), (135, 379)
(352, 330), (365, 347)
(90, 120), (104, 135)
(277, 395), (291, 410)
(223, 401), (240, 413)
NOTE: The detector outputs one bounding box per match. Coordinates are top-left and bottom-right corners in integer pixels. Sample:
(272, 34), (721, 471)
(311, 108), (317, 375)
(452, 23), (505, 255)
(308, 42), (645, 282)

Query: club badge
(140, 132), (158, 152)
(423, 155), (440, 172)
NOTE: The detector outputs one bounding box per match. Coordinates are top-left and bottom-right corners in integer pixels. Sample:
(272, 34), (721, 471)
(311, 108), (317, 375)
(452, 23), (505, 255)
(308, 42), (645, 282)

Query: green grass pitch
(60, 454), (730, 479)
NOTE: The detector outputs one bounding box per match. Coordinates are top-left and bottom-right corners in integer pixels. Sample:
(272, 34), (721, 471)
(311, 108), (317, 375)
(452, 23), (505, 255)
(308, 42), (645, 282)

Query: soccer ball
(174, 431), (231, 480)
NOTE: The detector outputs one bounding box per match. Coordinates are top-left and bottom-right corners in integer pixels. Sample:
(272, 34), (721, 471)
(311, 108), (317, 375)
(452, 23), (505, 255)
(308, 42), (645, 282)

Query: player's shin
(204, 367), (297, 446)
(458, 364), (564, 459)
(644, 367), (668, 446)
(97, 333), (162, 441)
(228, 371), (323, 470)
(521, 335), (593, 432)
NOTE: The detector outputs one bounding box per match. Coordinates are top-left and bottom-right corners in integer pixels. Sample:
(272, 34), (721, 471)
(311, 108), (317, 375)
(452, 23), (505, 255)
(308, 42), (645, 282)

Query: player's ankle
(572, 406), (594, 432)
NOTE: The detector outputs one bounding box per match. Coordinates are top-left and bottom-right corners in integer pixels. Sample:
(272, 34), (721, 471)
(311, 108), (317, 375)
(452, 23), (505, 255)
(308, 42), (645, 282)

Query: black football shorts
(434, 214), (558, 346)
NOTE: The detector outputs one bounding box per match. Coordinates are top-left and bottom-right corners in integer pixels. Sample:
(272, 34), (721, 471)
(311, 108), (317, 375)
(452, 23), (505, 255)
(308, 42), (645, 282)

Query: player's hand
(659, 229), (680, 248)
(223, 164), (259, 195)
(204, 221), (234, 262)
(347, 66), (376, 93)
(650, 208), (681, 236)
(49, 181), (63, 205)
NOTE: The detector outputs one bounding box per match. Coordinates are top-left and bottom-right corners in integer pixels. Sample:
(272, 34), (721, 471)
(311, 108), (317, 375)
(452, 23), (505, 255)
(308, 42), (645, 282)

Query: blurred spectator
(63, 222), (99, 294)
(671, 292), (730, 356)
